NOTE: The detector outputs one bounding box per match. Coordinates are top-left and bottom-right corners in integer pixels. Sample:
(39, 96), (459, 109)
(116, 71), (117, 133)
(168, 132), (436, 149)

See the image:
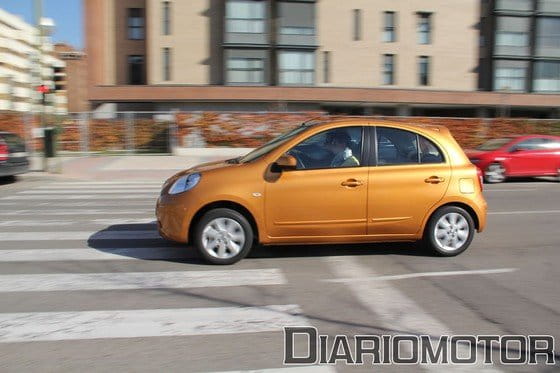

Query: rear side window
(0, 133), (26, 152)
(375, 127), (444, 166)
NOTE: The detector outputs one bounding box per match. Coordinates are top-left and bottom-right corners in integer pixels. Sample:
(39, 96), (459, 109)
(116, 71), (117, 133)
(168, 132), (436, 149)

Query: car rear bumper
(0, 160), (29, 177)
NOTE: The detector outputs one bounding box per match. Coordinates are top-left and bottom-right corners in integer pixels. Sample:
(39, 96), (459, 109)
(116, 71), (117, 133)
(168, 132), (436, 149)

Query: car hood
(464, 149), (490, 158)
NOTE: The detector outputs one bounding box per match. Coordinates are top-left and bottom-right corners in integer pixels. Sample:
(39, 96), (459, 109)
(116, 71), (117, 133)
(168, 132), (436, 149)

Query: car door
(507, 138), (546, 175)
(368, 126), (451, 236)
(265, 126), (368, 238)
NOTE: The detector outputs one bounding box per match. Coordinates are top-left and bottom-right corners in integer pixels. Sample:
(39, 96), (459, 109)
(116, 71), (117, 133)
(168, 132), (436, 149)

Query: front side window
(226, 0), (266, 33)
(278, 51), (315, 86)
(376, 127), (444, 166)
(226, 57), (265, 84)
(417, 13), (432, 44)
(511, 138), (548, 151)
(383, 11), (396, 42)
(128, 8), (145, 40)
(288, 127), (363, 170)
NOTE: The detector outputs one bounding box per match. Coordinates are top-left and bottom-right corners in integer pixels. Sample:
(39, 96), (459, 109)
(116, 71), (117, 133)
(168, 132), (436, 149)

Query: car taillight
(0, 140), (8, 162)
(476, 167), (484, 191)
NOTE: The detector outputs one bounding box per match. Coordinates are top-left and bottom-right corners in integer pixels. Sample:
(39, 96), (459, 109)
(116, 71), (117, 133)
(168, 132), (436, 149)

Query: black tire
(194, 208), (254, 265)
(423, 206), (475, 257)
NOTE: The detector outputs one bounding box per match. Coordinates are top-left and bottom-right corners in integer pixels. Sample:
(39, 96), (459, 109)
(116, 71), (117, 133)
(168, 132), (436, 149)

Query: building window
(495, 16), (530, 55)
(538, 0), (560, 12)
(128, 8), (145, 40)
(226, 0), (266, 34)
(128, 55), (144, 85)
(418, 56), (430, 86)
(496, 0), (533, 11)
(494, 61), (527, 91)
(226, 57), (265, 84)
(278, 1), (315, 35)
(353, 9), (362, 41)
(383, 11), (396, 42)
(417, 13), (432, 44)
(163, 48), (171, 81)
(162, 1), (171, 35)
(382, 54), (395, 85)
(534, 61), (560, 92)
(278, 51), (315, 86)
(536, 17), (560, 57)
(323, 51), (330, 83)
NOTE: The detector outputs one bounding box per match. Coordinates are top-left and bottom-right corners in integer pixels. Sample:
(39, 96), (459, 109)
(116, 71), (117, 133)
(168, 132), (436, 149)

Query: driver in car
(325, 131), (360, 167)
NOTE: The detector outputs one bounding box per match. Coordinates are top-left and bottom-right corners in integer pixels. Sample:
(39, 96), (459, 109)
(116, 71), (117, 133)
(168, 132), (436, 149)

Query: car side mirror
(273, 154), (297, 172)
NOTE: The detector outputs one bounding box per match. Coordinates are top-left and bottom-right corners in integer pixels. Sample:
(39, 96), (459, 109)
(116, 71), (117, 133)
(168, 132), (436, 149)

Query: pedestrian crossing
(0, 179), (513, 372)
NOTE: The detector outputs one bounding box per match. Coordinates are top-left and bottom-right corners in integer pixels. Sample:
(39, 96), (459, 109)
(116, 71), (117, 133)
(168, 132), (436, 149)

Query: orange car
(156, 120), (487, 264)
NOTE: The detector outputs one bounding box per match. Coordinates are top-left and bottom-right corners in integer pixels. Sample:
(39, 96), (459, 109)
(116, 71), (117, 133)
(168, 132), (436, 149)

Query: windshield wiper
(226, 157), (241, 164)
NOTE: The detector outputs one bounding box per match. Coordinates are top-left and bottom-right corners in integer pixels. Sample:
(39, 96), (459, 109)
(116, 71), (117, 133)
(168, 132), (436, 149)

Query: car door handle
(341, 179), (363, 187)
(424, 176), (445, 184)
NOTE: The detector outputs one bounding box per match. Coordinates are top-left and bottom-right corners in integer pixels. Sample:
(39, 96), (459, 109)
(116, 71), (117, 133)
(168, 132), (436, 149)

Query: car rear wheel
(423, 206), (475, 257)
(194, 208), (254, 265)
(484, 163), (506, 183)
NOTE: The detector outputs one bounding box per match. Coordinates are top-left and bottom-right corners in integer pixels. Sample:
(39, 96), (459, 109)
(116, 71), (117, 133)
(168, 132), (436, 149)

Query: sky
(0, 0), (83, 49)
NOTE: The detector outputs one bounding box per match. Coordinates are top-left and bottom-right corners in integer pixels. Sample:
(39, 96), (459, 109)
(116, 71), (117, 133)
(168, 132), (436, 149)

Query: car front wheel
(484, 163), (506, 183)
(194, 208), (254, 265)
(423, 206), (475, 257)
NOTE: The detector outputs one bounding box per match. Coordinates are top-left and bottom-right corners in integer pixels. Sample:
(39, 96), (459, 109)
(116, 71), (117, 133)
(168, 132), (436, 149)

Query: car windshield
(476, 137), (513, 151)
(238, 125), (310, 163)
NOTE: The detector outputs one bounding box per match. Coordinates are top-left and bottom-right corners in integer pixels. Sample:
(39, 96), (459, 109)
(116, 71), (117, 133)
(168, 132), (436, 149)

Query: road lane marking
(2, 195), (157, 200)
(0, 230), (159, 241)
(325, 257), (503, 372)
(0, 218), (155, 227)
(488, 210), (560, 215)
(0, 248), (192, 262)
(0, 269), (286, 292)
(324, 268), (518, 283)
(0, 304), (306, 342)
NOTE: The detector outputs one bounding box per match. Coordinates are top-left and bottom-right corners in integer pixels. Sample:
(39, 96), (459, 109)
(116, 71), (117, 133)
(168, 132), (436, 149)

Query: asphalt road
(0, 174), (559, 372)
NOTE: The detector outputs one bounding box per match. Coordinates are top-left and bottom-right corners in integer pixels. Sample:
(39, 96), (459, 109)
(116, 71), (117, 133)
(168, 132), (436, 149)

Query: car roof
(308, 118), (448, 135)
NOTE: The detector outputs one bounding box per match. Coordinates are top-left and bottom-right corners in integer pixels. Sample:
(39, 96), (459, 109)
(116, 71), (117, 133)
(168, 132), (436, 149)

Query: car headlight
(168, 173), (201, 195)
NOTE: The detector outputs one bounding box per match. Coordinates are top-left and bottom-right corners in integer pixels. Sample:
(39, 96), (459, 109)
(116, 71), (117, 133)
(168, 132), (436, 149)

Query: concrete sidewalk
(25, 148), (252, 181)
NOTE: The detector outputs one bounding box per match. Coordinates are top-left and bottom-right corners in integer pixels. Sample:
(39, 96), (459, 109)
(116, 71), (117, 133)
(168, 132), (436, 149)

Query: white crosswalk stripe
(0, 218), (155, 227)
(0, 269), (286, 292)
(0, 247), (190, 262)
(19, 190), (160, 194)
(0, 305), (307, 343)
(0, 230), (160, 241)
(0, 209), (153, 216)
(0, 248), (190, 262)
(325, 256), (503, 372)
(2, 194), (157, 200)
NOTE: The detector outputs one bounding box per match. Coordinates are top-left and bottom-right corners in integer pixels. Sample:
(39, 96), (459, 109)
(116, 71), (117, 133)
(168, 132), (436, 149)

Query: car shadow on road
(87, 223), (434, 265)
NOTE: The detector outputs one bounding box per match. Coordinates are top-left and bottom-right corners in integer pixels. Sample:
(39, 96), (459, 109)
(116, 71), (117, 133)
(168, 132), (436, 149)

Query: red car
(466, 135), (560, 183)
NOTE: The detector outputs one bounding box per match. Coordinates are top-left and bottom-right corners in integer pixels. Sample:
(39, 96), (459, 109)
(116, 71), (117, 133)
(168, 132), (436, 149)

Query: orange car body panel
(156, 120), (487, 246)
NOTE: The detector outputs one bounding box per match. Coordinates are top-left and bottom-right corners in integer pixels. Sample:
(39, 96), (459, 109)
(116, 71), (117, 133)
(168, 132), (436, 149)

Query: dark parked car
(0, 132), (29, 178)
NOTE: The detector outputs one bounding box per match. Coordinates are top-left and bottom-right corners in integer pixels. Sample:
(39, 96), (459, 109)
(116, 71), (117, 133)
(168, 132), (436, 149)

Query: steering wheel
(287, 150), (306, 169)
